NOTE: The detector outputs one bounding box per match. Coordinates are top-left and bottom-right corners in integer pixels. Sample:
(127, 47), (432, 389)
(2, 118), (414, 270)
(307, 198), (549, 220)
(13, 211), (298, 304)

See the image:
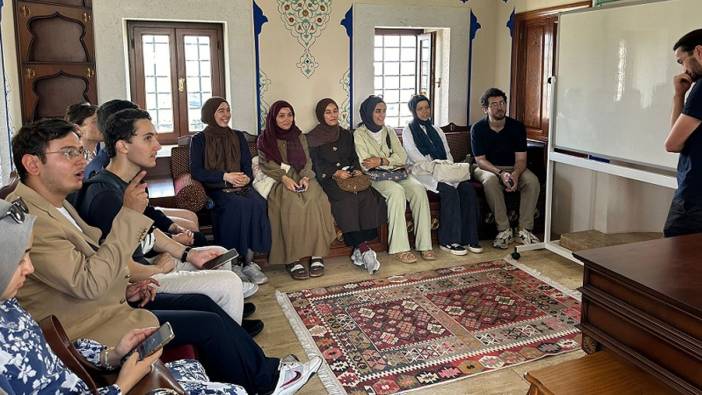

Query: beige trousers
(371, 176), (433, 254)
(472, 166), (540, 232)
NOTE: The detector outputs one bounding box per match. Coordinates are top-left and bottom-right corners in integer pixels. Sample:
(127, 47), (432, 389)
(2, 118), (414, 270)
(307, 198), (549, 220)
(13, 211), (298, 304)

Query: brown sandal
(286, 262), (309, 280)
(308, 258), (325, 277)
(394, 251), (417, 264)
(420, 250), (437, 260)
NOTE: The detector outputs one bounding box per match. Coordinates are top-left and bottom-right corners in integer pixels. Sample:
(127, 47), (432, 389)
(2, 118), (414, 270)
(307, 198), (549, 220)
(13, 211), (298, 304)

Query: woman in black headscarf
(401, 95), (482, 255)
(308, 98), (386, 274)
(190, 97), (271, 284)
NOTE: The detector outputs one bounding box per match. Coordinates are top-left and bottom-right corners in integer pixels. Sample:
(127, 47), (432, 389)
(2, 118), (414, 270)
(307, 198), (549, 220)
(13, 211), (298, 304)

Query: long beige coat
(259, 134), (336, 265)
(9, 182), (158, 345)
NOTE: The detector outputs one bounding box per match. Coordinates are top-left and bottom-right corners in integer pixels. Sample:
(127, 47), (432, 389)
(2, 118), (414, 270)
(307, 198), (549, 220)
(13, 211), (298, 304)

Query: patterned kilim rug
(276, 258), (582, 394)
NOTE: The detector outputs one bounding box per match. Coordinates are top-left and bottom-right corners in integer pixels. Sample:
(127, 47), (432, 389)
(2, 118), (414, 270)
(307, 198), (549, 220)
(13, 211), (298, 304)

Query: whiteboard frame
(516, 2), (679, 264)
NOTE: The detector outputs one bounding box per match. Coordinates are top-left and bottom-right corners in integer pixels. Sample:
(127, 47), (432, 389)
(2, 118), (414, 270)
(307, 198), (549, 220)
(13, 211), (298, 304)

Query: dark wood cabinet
(14, 0), (96, 123)
(574, 235), (702, 395)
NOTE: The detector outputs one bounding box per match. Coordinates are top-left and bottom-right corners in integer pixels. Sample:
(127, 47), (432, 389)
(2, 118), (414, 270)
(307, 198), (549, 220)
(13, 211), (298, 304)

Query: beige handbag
(251, 156), (276, 199)
(432, 161), (471, 183)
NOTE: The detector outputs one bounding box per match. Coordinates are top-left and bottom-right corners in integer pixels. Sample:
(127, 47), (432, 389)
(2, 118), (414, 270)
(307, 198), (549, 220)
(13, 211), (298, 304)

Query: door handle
(178, 78), (185, 93)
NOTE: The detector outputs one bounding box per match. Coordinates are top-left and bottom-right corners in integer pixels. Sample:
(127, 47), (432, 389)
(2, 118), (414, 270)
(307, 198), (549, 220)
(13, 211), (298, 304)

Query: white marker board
(554, 0), (698, 170)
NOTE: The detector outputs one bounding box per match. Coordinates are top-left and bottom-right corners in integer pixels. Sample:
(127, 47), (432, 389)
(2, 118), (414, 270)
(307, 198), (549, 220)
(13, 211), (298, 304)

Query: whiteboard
(554, 0), (698, 170)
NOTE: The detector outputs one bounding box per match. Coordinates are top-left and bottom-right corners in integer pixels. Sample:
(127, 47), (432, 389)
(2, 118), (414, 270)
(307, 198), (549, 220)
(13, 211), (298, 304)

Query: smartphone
(135, 322), (175, 361)
(294, 185), (306, 192)
(201, 248), (239, 270)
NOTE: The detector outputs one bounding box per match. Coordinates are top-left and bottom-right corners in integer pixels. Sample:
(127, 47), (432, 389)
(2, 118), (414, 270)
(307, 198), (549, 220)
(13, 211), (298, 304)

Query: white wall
(92, 0), (258, 133)
(353, 3), (470, 127)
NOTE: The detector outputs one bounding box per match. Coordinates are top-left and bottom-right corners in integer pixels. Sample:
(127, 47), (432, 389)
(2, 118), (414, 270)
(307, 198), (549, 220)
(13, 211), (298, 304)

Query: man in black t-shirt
(471, 88), (540, 249)
(664, 29), (702, 237)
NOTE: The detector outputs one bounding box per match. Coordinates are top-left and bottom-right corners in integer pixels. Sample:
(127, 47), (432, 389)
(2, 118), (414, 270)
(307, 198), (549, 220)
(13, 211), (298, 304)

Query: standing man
(471, 88), (541, 249)
(664, 29), (702, 237)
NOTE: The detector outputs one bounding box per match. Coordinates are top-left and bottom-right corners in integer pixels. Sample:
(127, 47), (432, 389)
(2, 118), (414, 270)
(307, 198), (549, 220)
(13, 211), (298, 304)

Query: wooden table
(574, 234), (702, 395)
(525, 350), (679, 395)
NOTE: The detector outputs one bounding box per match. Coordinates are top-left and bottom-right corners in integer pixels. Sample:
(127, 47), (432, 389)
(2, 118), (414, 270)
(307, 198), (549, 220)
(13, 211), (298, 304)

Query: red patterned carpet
(277, 259), (581, 394)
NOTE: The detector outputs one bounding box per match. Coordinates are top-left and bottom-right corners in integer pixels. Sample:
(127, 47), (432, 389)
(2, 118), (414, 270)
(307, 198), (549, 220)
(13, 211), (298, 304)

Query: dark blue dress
(190, 131), (272, 254)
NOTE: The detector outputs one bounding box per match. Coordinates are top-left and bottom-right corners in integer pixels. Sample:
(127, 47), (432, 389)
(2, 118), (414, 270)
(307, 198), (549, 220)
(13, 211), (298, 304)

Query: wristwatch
(180, 246), (192, 263)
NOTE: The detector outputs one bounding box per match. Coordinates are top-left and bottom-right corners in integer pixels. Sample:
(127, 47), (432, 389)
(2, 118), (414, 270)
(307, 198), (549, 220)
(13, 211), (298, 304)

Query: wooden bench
(524, 350), (678, 395)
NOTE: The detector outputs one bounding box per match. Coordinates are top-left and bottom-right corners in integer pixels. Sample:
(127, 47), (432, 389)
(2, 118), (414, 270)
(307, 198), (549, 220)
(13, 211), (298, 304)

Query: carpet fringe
(275, 290), (347, 395)
(504, 256), (582, 301)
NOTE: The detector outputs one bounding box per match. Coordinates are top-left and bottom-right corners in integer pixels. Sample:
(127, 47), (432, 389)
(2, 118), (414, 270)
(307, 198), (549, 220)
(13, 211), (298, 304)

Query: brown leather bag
(334, 173), (371, 193)
(39, 315), (185, 395)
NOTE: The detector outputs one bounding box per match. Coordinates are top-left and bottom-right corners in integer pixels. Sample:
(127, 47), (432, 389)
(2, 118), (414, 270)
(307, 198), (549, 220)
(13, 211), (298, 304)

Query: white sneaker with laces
(271, 356), (323, 395)
(493, 228), (514, 249)
(242, 262), (269, 285)
(361, 249), (380, 274)
(350, 248), (364, 268)
(517, 228), (540, 245)
(231, 264), (252, 283)
(242, 281), (259, 299)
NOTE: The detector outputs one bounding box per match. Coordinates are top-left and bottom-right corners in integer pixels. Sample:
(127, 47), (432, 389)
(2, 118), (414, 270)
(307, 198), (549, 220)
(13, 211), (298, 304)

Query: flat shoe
(286, 262), (309, 280)
(421, 250), (437, 260)
(394, 251), (417, 264)
(308, 258), (325, 277)
(242, 319), (264, 337)
(243, 302), (256, 318)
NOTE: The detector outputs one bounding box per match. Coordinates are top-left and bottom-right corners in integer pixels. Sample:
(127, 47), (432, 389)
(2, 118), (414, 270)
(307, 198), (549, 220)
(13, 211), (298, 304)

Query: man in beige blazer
(8, 118), (158, 344)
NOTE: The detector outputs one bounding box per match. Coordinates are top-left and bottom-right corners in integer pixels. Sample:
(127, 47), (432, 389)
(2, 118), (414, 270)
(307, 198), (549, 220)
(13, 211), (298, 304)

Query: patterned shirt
(0, 298), (246, 394)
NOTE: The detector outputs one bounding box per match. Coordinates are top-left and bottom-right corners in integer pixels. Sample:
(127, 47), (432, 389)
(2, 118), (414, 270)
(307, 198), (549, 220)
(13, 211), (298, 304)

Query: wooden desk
(525, 350), (679, 395)
(574, 234), (702, 395)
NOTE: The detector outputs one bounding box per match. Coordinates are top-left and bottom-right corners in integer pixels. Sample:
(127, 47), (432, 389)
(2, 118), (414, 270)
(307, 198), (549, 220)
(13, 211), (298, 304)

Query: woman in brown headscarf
(257, 100), (336, 280)
(308, 98), (386, 274)
(190, 97), (271, 284)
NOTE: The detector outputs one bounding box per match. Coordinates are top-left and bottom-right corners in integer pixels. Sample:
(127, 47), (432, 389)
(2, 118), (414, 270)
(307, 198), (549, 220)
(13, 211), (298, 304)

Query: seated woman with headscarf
(190, 97), (272, 285)
(402, 95), (483, 256)
(354, 95), (435, 264)
(308, 98), (386, 273)
(256, 101), (336, 280)
(0, 198), (250, 394)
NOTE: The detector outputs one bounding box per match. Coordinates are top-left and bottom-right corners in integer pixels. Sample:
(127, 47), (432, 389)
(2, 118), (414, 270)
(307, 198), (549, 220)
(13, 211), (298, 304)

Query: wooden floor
(248, 244), (586, 395)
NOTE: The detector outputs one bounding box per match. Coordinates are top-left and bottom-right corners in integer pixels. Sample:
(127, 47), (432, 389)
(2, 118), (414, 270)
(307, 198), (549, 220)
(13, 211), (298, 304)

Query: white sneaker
(493, 228), (514, 249)
(242, 281), (259, 299)
(350, 248), (364, 268)
(361, 249), (380, 274)
(271, 356), (323, 395)
(231, 264), (252, 283)
(517, 228), (540, 245)
(242, 262), (269, 285)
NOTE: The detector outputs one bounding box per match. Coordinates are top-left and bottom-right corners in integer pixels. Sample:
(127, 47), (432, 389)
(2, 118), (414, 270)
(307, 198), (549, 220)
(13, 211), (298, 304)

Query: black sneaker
(243, 302), (256, 318)
(439, 244), (468, 256)
(242, 319), (264, 337)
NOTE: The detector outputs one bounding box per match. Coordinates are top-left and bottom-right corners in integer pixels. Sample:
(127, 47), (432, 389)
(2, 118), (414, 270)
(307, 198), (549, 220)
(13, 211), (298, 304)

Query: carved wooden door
(14, 0), (96, 123)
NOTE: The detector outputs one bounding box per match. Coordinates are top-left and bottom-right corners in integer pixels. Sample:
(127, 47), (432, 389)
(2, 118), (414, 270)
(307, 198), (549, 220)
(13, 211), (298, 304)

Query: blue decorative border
(467, 10), (481, 123)
(0, 0), (13, 170)
(253, 1), (268, 133)
(341, 6), (352, 127)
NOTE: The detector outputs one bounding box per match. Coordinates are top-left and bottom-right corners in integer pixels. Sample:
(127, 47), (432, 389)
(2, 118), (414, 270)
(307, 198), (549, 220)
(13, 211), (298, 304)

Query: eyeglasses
(2, 197), (28, 224)
(45, 146), (90, 161)
(487, 100), (506, 109)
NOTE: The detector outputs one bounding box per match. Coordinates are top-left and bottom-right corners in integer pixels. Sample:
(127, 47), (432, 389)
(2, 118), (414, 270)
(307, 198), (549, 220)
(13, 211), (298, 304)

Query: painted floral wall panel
(257, 0), (353, 132)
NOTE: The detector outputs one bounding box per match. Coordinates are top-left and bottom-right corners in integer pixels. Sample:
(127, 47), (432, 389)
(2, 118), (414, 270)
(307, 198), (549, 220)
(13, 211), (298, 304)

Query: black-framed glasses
(2, 197), (28, 224)
(45, 146), (90, 161)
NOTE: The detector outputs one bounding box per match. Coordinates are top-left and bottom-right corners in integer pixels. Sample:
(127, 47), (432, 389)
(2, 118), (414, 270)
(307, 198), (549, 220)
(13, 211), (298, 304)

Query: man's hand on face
(674, 73), (694, 97)
(123, 171), (149, 213)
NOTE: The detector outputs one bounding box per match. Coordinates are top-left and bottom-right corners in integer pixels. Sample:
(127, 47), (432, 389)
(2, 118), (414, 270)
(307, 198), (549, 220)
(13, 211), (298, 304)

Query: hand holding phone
(201, 248), (239, 270)
(122, 322), (174, 363)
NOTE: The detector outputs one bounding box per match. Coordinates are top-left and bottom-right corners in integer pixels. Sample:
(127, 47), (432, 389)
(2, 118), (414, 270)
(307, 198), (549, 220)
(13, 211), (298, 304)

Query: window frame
(127, 21), (225, 145)
(374, 28), (436, 128)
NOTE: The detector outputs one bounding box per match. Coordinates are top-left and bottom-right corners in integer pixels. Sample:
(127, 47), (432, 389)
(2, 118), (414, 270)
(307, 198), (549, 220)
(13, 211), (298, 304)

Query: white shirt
(56, 206), (82, 231)
(401, 123), (456, 193)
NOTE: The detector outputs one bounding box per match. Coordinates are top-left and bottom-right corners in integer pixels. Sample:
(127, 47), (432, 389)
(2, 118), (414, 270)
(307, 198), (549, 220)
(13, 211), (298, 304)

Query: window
(374, 29), (435, 128)
(127, 21), (225, 144)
